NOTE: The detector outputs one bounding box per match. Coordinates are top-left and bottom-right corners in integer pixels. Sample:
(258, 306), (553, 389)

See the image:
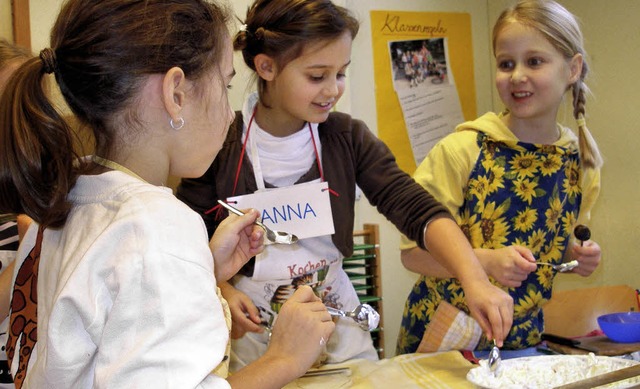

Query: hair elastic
(576, 116), (586, 128)
(39, 48), (57, 74)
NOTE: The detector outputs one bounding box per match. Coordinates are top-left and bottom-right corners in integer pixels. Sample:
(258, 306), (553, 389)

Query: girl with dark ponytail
(0, 1), (334, 387)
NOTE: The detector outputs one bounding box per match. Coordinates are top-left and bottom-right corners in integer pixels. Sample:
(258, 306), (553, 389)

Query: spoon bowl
(326, 303), (380, 331)
(536, 260), (578, 272)
(217, 200), (298, 245)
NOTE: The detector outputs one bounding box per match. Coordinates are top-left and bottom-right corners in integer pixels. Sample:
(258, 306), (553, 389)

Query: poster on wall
(371, 11), (477, 173)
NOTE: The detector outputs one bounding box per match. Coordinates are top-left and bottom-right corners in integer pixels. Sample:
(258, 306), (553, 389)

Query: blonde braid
(572, 79), (603, 169)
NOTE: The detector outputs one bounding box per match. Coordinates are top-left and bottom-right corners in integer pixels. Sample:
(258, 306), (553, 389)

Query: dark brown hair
(234, 0), (359, 102)
(0, 0), (231, 228)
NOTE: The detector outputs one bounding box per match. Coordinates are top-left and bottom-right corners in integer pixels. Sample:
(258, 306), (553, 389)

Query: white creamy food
(466, 354), (639, 388)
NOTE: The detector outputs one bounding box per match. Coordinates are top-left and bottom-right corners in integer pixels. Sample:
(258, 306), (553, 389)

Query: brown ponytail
(0, 56), (79, 228)
(0, 0), (231, 228)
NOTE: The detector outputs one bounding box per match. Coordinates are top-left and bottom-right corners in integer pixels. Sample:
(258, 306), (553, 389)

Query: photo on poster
(370, 10), (477, 173)
(389, 38), (451, 91)
(387, 37), (464, 166)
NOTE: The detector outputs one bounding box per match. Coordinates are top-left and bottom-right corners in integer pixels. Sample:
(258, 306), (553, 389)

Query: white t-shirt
(12, 171), (231, 388)
(242, 92), (321, 188)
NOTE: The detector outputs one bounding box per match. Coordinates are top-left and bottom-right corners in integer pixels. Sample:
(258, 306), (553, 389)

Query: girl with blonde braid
(397, 0), (602, 354)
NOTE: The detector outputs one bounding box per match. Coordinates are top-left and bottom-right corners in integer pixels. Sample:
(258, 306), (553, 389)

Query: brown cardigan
(177, 111), (451, 270)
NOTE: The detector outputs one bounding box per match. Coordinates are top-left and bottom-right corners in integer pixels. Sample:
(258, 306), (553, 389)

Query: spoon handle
(217, 200), (268, 229)
(489, 339), (501, 376)
(535, 260), (578, 272)
(326, 306), (347, 317)
(217, 200), (245, 217)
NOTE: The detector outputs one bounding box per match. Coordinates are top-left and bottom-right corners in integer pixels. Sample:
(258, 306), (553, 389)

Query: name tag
(227, 181), (335, 240)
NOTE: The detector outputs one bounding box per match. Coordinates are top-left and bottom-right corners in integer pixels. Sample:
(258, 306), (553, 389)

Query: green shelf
(353, 244), (379, 251)
(342, 263), (373, 269)
(346, 273), (372, 280)
(357, 295), (382, 303)
(343, 254), (377, 262)
(351, 284), (373, 291)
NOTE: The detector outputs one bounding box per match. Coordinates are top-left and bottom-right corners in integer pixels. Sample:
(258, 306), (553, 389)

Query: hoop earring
(170, 117), (185, 130)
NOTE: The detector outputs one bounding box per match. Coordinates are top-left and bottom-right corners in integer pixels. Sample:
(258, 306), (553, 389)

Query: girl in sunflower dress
(396, 0), (603, 354)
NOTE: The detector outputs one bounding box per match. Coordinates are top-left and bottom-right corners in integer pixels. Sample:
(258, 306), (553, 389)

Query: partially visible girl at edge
(0, 38), (34, 273)
(0, 38), (34, 319)
(396, 0), (602, 355)
(0, 0), (335, 388)
(177, 0), (513, 371)
(0, 37), (35, 389)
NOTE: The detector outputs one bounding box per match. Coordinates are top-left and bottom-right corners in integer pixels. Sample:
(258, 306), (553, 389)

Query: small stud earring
(170, 117), (185, 130)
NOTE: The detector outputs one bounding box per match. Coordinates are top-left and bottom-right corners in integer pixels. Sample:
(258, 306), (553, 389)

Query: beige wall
(0, 0), (11, 40)
(11, 0), (640, 357)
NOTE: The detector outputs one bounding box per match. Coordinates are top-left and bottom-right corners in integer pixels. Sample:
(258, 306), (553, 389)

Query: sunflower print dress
(397, 132), (582, 353)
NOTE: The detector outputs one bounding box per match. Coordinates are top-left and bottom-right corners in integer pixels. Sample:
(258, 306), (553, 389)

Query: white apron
(227, 107), (378, 371)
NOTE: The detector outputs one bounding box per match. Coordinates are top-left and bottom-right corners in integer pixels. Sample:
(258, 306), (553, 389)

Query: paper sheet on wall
(390, 36), (464, 166)
(371, 11), (477, 173)
(396, 87), (464, 167)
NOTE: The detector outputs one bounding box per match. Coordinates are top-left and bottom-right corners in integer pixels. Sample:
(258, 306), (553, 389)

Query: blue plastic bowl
(597, 312), (640, 343)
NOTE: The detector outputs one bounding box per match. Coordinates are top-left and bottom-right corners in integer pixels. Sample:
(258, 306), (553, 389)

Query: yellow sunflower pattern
(397, 132), (582, 354)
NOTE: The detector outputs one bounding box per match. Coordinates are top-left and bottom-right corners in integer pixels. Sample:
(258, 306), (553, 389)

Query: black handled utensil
(574, 224), (591, 246)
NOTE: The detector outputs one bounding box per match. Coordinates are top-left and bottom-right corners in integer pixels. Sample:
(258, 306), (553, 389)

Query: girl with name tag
(177, 0), (513, 370)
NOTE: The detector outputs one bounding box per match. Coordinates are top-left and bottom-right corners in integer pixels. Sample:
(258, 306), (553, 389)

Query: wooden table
(285, 350), (640, 388)
(285, 351), (476, 388)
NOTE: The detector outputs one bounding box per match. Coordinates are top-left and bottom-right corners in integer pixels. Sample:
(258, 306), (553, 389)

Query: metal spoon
(217, 200), (299, 245)
(326, 303), (380, 331)
(535, 259), (579, 272)
(488, 339), (501, 376)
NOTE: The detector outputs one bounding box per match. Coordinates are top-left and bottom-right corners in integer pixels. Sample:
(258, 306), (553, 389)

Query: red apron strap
(205, 111), (339, 218)
(6, 225), (44, 388)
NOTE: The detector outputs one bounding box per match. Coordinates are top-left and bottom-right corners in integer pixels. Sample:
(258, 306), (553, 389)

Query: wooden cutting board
(556, 364), (640, 388)
(546, 335), (640, 356)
